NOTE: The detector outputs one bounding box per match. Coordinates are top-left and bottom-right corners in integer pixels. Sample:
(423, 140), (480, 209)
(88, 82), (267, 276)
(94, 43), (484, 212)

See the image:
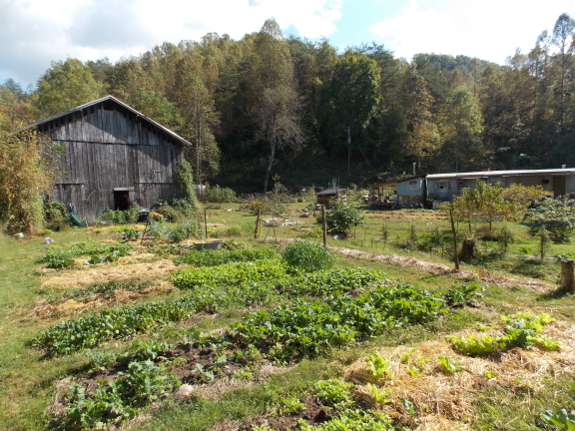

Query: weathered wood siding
(39, 100), (185, 221)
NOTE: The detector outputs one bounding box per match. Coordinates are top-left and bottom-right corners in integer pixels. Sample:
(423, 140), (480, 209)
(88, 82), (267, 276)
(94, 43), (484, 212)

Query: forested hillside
(1, 14), (575, 192)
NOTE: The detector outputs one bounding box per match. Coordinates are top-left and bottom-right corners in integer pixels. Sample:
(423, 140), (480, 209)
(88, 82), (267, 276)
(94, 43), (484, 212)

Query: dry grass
(40, 259), (176, 290)
(31, 280), (175, 317)
(332, 246), (555, 293)
(344, 320), (575, 429)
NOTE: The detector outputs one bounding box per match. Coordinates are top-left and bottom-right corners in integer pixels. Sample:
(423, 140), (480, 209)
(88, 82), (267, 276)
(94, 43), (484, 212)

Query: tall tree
(401, 66), (441, 169)
(551, 13), (575, 128)
(440, 85), (484, 171)
(36, 59), (103, 116)
(318, 51), (381, 171)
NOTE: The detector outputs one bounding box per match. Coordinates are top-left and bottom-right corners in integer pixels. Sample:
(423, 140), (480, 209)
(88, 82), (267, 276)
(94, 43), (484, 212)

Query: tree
(36, 59), (103, 116)
(176, 75), (220, 182)
(318, 51), (381, 171)
(251, 84), (304, 193)
(452, 180), (517, 234)
(551, 13), (575, 128)
(401, 65), (441, 169)
(440, 85), (484, 171)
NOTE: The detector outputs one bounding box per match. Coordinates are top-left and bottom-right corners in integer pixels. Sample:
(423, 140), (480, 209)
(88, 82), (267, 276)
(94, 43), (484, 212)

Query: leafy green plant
(282, 241), (334, 272)
(437, 355), (465, 374)
(444, 283), (484, 306)
(366, 353), (391, 381)
(313, 378), (354, 407)
(46, 359), (178, 430)
(278, 397), (306, 415)
(541, 383), (575, 430)
(525, 197), (575, 242)
(174, 248), (278, 267)
(367, 383), (392, 404)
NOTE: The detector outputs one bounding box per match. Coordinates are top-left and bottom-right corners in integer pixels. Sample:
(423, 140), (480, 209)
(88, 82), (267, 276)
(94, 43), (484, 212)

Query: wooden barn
(32, 95), (191, 222)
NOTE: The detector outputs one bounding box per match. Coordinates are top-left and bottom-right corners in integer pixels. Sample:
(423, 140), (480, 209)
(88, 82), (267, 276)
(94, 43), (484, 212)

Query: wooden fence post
(561, 259), (575, 293)
(322, 205), (327, 248)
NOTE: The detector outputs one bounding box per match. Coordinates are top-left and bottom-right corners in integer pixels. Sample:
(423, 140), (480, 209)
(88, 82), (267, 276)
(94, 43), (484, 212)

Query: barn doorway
(113, 188), (133, 211)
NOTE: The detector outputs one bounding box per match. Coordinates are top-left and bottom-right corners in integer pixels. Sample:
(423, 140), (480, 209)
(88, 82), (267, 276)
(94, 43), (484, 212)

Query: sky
(1, 0), (574, 88)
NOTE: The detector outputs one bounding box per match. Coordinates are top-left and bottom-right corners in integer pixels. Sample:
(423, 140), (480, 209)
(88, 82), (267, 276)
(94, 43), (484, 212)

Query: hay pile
(345, 321), (575, 430)
(40, 259), (176, 290)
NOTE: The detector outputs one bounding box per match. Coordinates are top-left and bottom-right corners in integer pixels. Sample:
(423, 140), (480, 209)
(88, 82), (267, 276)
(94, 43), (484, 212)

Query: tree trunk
(449, 207), (459, 270)
(263, 136), (276, 194)
(561, 259), (575, 293)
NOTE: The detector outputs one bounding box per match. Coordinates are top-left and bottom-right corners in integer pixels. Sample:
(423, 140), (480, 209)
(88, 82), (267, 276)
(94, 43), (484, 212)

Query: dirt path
(330, 245), (555, 293)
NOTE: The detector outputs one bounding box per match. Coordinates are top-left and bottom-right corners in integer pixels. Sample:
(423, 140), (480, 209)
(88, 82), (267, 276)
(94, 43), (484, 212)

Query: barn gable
(32, 96), (192, 222)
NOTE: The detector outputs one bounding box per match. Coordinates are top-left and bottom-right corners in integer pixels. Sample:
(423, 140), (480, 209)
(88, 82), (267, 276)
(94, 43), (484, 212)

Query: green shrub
(201, 185), (236, 203)
(282, 241), (334, 272)
(99, 203), (140, 225)
(525, 197), (575, 242)
(321, 199), (364, 235)
(43, 199), (67, 223)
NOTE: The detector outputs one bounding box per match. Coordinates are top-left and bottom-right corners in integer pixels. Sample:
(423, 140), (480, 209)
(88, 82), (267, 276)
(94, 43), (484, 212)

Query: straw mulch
(345, 321), (575, 430)
(332, 246), (555, 293)
(40, 259), (176, 290)
(31, 280), (174, 317)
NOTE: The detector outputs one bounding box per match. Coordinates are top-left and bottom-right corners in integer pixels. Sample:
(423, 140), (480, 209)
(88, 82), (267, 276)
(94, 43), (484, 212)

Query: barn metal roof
(426, 168), (575, 180)
(29, 95), (192, 147)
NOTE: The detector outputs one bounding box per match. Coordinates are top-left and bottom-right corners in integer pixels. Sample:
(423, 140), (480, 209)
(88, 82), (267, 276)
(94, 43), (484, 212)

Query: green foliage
(99, 203), (140, 225)
(0, 127), (57, 234)
(525, 198), (575, 242)
(174, 248), (278, 266)
(44, 199), (67, 223)
(170, 259), (289, 290)
(231, 284), (447, 362)
(365, 353), (391, 381)
(176, 160), (200, 212)
(323, 199), (364, 235)
(447, 312), (559, 357)
(444, 283), (484, 306)
(541, 383), (575, 430)
(437, 355), (465, 374)
(46, 359), (178, 430)
(36, 58), (104, 116)
(313, 378), (355, 407)
(200, 185), (236, 203)
(282, 241), (334, 272)
(39, 242), (132, 269)
(299, 409), (392, 431)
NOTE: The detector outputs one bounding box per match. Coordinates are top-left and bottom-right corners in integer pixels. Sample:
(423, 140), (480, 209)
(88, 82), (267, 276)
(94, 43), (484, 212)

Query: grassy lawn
(1, 200), (575, 430)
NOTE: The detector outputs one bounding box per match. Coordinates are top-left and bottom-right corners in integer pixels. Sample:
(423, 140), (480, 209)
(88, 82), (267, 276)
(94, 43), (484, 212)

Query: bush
(43, 199), (67, 223)
(99, 203), (140, 225)
(283, 241), (334, 272)
(525, 197), (575, 242)
(321, 198), (364, 235)
(201, 185), (236, 203)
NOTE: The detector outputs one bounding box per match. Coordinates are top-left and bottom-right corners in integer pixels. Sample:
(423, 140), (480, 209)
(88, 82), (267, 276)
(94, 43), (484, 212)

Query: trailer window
(438, 181), (449, 190)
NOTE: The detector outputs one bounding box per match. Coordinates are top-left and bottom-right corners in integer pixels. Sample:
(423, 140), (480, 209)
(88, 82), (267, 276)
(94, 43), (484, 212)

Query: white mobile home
(427, 168), (575, 202)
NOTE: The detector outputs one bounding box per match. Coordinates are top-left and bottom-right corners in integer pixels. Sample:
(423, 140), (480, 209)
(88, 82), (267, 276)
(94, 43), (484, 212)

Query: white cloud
(369, 0), (575, 64)
(0, 0), (343, 86)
